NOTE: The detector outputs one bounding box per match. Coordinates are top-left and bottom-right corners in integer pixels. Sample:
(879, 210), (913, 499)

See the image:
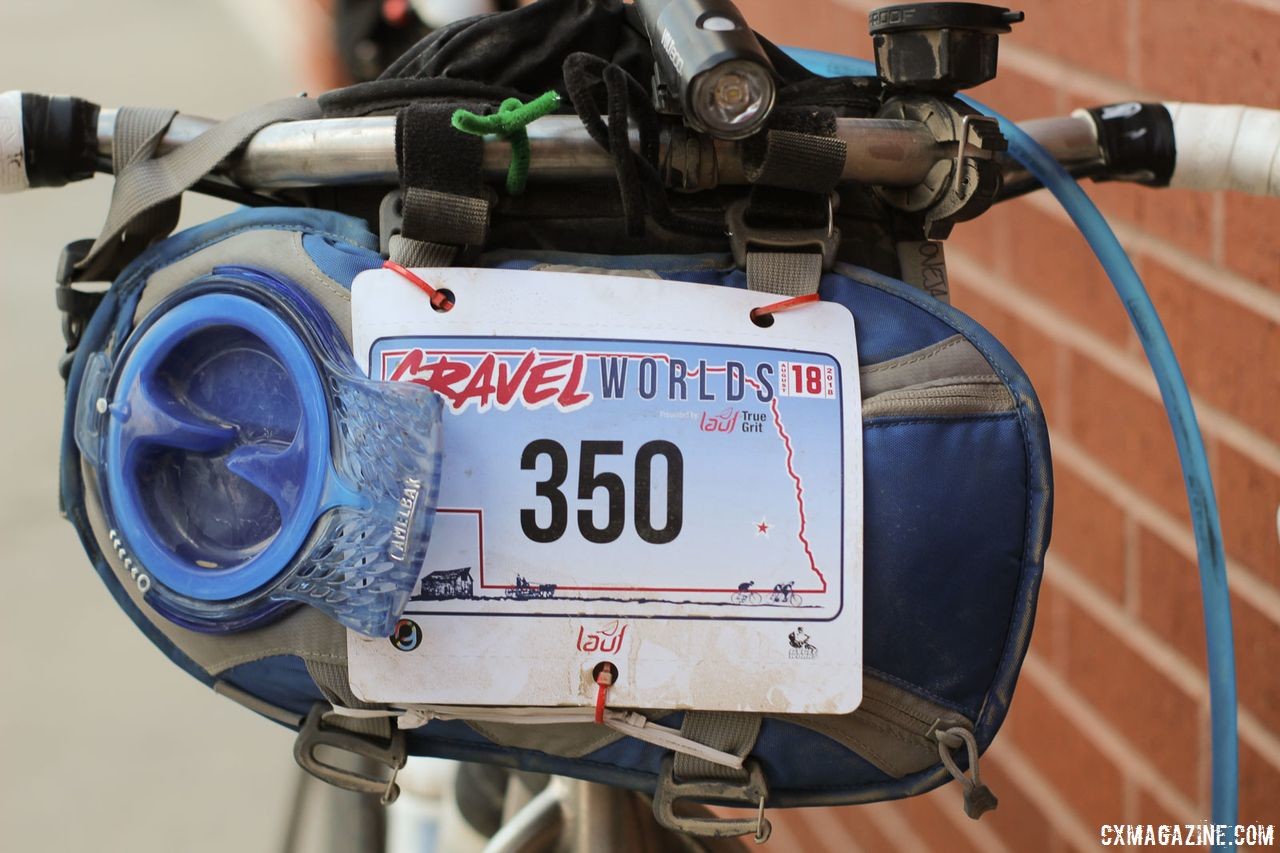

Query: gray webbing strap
(109, 107), (181, 272)
(388, 234), (457, 267)
(745, 130), (848, 194)
(403, 186), (489, 246)
(746, 251), (824, 296)
(737, 126), (845, 297)
(673, 712), (762, 782)
(75, 96), (321, 280)
(390, 188), (490, 267)
(112, 106), (177, 175)
(305, 659), (392, 740)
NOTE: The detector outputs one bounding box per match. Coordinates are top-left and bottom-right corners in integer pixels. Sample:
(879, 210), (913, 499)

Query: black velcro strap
(395, 102), (484, 196)
(742, 106), (843, 233)
(744, 130), (847, 194)
(394, 102), (490, 251)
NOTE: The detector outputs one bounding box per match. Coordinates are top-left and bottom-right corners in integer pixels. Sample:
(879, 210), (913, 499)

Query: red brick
(1140, 255), (1280, 446)
(1232, 591), (1280, 736)
(1052, 466), (1130, 601)
(1006, 0), (1130, 83)
(981, 759), (1057, 853)
(1137, 0), (1280, 108)
(734, 0), (862, 55)
(1059, 596), (1204, 799)
(827, 803), (907, 852)
(1067, 351), (1199, 523)
(1240, 741), (1280, 833)
(968, 64), (1061, 122)
(1001, 677), (1127, 827)
(1215, 444), (1280, 589)
(949, 208), (1005, 274)
(1134, 788), (1198, 827)
(1222, 191), (1280, 294)
(1136, 526), (1209, 672)
(765, 810), (834, 852)
(1004, 201), (1136, 347)
(1082, 184), (1216, 263)
(945, 281), (1064, 426)
(1031, 580), (1071, 670)
(896, 793), (983, 853)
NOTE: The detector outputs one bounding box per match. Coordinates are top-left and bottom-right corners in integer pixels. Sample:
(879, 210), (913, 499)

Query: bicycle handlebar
(1165, 103), (1280, 197)
(90, 111), (948, 189)
(2, 91), (1277, 198)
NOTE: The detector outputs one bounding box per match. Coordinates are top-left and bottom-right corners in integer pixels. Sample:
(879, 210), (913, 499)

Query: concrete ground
(0, 2), (312, 850)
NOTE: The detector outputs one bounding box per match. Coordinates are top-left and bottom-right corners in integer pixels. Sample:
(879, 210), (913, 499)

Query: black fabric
(777, 76), (882, 116)
(321, 78), (527, 117)
(338, 0), (824, 110)
(395, 102), (489, 249)
(561, 53), (722, 240)
(395, 103), (485, 198)
(381, 0), (654, 96)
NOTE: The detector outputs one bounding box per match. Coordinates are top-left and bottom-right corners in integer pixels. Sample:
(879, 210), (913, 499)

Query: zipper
(862, 377), (1014, 419)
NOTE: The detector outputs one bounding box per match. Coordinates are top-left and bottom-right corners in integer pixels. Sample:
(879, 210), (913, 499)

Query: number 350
(520, 439), (684, 545)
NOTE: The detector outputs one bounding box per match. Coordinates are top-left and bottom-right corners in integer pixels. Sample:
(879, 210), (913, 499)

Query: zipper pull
(933, 725), (998, 819)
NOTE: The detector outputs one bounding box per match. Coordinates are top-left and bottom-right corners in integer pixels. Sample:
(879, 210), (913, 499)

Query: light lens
(689, 59), (776, 139)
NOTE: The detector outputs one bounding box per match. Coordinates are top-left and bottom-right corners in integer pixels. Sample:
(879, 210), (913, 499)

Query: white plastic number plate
(346, 268), (863, 714)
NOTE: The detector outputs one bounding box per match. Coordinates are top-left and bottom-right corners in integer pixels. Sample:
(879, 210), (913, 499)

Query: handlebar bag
(61, 205), (1051, 816)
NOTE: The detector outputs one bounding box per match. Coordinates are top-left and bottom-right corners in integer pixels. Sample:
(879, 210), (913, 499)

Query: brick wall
(730, 0), (1280, 849)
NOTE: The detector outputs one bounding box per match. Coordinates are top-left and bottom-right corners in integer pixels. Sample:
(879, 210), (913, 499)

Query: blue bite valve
(75, 266), (443, 637)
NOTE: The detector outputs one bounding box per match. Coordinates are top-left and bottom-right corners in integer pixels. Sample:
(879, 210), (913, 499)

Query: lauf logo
(576, 620), (628, 654)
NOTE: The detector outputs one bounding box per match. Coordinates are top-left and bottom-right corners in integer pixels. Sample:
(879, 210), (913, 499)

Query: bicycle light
(636, 0), (777, 140)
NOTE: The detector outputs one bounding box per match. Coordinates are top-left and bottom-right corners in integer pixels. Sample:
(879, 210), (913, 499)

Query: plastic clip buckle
(651, 756), (772, 843)
(726, 197), (840, 271)
(293, 704), (408, 804)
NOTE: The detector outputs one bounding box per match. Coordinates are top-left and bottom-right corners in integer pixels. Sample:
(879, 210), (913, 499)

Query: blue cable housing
(785, 47), (1239, 833)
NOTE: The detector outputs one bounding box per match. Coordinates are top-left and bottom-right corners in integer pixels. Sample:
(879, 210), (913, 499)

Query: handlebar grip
(1166, 102), (1280, 198)
(0, 91), (27, 193)
(0, 91), (100, 194)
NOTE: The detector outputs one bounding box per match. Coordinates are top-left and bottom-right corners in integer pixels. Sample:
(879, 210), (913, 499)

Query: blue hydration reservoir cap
(75, 266), (444, 637)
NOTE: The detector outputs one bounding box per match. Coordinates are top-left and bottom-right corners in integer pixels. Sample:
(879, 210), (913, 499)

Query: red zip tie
(383, 260), (454, 311)
(594, 668), (614, 724)
(750, 292), (821, 323)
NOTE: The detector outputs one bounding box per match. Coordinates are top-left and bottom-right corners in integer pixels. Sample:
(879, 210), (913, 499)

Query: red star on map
(755, 519), (770, 535)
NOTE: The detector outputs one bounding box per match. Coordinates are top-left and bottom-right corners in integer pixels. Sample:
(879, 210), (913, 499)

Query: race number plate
(346, 268), (863, 714)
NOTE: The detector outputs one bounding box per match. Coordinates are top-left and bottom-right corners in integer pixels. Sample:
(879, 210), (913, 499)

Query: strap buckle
(726, 197), (840, 271)
(293, 703), (407, 804)
(651, 756), (772, 843)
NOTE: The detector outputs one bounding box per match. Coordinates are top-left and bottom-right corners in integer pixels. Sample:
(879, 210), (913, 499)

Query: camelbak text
(388, 477), (423, 562)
